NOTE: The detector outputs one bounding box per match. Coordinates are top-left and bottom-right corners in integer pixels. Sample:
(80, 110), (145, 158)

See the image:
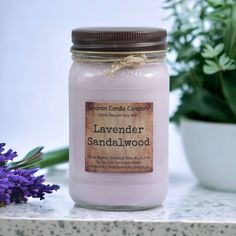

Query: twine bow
(107, 54), (147, 75)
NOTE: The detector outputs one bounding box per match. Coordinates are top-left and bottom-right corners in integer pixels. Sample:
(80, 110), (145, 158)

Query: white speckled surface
(0, 171), (236, 236)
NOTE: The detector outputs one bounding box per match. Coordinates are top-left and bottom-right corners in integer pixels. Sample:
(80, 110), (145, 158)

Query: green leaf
(176, 44), (198, 62)
(7, 146), (44, 170)
(207, 0), (225, 7)
(170, 69), (204, 91)
(163, 0), (183, 9)
(164, 0), (236, 124)
(222, 70), (236, 117)
(171, 87), (236, 123)
(203, 59), (220, 74)
(219, 53), (236, 70)
(6, 146), (69, 170)
(203, 65), (220, 74)
(224, 3), (236, 59)
(23, 146), (44, 159)
(38, 148), (69, 169)
(201, 44), (217, 58)
(214, 43), (225, 55)
(201, 43), (225, 58)
(170, 73), (188, 91)
(205, 60), (219, 68)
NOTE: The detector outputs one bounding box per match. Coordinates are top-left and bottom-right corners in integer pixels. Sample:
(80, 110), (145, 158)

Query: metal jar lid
(71, 27), (167, 52)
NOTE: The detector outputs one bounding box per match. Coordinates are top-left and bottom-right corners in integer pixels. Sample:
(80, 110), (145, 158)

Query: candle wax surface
(69, 61), (169, 209)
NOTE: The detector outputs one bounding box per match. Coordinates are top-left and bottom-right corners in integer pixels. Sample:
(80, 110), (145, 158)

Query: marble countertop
(0, 171), (236, 236)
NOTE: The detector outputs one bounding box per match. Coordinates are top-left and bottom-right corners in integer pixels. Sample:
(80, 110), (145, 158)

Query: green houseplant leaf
(222, 70), (236, 117)
(201, 44), (224, 59)
(172, 87), (236, 123)
(219, 54), (236, 70)
(165, 0), (236, 124)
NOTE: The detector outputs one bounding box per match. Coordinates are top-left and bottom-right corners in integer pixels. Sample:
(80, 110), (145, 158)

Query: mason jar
(69, 27), (169, 210)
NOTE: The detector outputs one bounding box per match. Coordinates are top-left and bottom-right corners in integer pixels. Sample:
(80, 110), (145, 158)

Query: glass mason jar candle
(69, 27), (169, 210)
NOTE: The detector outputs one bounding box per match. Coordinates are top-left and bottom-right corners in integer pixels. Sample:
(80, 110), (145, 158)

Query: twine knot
(107, 54), (147, 75)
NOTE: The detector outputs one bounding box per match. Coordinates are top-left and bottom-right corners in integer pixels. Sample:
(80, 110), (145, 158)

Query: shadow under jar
(69, 27), (169, 211)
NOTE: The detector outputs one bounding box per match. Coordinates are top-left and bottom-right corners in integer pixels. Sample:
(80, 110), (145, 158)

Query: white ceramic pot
(181, 118), (236, 192)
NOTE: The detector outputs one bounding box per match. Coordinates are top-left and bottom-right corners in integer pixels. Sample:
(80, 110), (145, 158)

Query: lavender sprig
(0, 143), (60, 207)
(0, 143), (17, 163)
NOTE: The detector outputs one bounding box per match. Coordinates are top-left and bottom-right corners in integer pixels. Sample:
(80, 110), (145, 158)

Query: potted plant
(165, 0), (236, 192)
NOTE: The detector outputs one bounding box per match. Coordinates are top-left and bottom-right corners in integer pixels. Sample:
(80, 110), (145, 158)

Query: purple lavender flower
(0, 143), (17, 163)
(0, 172), (14, 205)
(0, 144), (60, 206)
